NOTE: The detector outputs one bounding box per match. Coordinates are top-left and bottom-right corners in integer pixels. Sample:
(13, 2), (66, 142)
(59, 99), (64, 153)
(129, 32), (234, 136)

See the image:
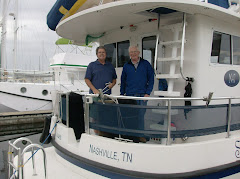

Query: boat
(0, 50), (95, 111)
(0, 1), (96, 112)
(0, 45), (96, 111)
(7, 0), (240, 178)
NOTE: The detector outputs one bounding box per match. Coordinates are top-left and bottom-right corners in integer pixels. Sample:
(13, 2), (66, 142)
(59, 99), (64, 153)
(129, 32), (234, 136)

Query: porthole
(42, 90), (48, 96)
(20, 87), (27, 93)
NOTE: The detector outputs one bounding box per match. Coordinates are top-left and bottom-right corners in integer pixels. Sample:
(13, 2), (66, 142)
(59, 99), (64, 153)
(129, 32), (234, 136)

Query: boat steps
(160, 40), (185, 47)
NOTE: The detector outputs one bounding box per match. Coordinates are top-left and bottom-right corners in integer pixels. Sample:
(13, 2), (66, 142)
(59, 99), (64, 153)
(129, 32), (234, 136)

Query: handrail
(66, 92), (70, 127)
(8, 138), (36, 179)
(54, 91), (240, 146)
(85, 93), (240, 145)
(8, 141), (21, 179)
(103, 94), (240, 101)
(0, 68), (54, 83)
(12, 138), (36, 176)
(167, 99), (172, 145)
(227, 99), (232, 138)
(180, 13), (187, 81)
(21, 144), (47, 179)
(154, 34), (160, 74)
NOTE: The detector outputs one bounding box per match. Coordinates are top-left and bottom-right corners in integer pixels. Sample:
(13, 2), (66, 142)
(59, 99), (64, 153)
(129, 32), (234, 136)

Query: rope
(24, 121), (59, 164)
(33, 101), (52, 111)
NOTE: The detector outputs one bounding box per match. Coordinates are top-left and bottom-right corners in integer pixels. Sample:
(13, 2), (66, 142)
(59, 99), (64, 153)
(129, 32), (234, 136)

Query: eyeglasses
(129, 51), (139, 54)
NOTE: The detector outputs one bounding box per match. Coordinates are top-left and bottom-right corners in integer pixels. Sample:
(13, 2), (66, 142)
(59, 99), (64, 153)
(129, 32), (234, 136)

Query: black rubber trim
(0, 90), (51, 101)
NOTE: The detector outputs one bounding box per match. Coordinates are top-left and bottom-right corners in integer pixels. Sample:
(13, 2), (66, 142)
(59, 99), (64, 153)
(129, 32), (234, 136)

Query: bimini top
(56, 0), (240, 45)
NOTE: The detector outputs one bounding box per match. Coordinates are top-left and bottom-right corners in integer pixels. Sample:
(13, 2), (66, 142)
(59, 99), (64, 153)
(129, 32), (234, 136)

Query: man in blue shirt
(120, 46), (154, 97)
(85, 46), (117, 94)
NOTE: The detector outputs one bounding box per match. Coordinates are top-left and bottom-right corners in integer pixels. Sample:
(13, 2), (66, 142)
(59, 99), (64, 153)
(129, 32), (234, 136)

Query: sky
(0, 0), (60, 71)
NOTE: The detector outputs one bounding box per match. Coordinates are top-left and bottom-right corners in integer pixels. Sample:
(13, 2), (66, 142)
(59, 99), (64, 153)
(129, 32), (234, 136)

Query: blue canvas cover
(208, 0), (229, 9)
(47, 0), (77, 31)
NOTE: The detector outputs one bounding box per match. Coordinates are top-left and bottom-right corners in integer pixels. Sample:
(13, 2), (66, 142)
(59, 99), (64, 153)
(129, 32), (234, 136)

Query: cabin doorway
(142, 36), (156, 68)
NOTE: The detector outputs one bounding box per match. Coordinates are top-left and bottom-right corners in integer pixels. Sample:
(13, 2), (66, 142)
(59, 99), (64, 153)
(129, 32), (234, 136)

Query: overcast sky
(1, 0), (60, 71)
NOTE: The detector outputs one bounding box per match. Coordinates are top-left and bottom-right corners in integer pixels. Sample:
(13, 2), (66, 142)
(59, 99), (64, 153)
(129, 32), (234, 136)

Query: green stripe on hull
(50, 64), (88, 67)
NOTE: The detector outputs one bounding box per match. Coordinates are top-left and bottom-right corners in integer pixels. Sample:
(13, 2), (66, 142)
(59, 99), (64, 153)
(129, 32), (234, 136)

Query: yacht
(8, 0), (240, 178)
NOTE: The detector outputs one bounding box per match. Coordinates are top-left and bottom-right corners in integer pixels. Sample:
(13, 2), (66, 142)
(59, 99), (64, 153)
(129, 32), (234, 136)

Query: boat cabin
(56, 0), (240, 106)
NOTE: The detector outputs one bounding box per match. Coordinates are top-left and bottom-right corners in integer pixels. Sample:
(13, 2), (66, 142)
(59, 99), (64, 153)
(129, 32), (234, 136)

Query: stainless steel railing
(85, 93), (240, 145)
(8, 138), (47, 179)
(55, 91), (240, 145)
(0, 68), (54, 83)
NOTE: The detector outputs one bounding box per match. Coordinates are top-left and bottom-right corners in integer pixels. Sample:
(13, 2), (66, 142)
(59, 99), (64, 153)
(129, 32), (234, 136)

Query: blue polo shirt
(85, 60), (117, 94)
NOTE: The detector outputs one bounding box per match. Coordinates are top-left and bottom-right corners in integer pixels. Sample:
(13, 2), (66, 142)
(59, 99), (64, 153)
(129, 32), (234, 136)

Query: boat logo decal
(235, 140), (240, 158)
(224, 70), (239, 87)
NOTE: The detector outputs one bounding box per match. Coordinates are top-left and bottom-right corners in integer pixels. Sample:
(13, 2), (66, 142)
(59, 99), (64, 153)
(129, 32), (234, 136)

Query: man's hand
(108, 83), (114, 89)
(93, 89), (100, 94)
(144, 94), (150, 97)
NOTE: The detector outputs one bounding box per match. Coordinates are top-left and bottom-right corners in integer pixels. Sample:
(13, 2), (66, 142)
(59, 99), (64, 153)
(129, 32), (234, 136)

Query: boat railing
(84, 94), (240, 145)
(55, 91), (240, 145)
(0, 68), (54, 83)
(8, 137), (47, 179)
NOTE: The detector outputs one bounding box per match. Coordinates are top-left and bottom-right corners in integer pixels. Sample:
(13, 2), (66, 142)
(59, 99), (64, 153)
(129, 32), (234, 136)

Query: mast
(14, 0), (18, 70)
(10, 0), (18, 70)
(0, 0), (7, 76)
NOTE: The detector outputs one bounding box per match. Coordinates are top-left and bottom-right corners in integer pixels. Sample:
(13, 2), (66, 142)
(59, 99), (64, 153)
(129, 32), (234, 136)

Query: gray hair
(128, 46), (139, 52)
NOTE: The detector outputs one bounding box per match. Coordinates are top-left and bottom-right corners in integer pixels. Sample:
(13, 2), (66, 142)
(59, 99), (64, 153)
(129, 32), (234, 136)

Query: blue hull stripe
(192, 163), (240, 179)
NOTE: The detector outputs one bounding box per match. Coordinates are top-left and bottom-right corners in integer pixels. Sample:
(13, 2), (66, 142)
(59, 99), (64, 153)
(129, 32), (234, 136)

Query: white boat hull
(21, 126), (240, 178)
(0, 82), (53, 111)
(21, 146), (109, 179)
(0, 91), (52, 111)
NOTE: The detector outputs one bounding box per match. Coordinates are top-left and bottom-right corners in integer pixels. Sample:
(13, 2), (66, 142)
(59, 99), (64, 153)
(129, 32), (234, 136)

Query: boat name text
(89, 144), (132, 163)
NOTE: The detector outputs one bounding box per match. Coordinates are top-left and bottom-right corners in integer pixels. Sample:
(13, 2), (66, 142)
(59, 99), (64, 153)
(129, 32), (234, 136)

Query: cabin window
(104, 40), (130, 68)
(117, 40), (130, 67)
(233, 36), (240, 65)
(142, 36), (156, 66)
(211, 32), (231, 64)
(211, 32), (240, 65)
(105, 43), (116, 68)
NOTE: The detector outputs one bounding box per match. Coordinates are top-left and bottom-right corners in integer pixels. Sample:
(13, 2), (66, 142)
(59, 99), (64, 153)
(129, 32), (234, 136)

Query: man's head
(96, 46), (107, 61)
(129, 46), (140, 62)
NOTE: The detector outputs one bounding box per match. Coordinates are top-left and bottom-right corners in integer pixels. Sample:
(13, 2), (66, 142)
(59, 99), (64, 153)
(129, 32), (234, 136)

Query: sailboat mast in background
(0, 0), (7, 77)
(9, 0), (18, 70)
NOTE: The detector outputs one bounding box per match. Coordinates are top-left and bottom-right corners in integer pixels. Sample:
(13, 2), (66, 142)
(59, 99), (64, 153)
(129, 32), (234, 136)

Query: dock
(0, 110), (52, 136)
